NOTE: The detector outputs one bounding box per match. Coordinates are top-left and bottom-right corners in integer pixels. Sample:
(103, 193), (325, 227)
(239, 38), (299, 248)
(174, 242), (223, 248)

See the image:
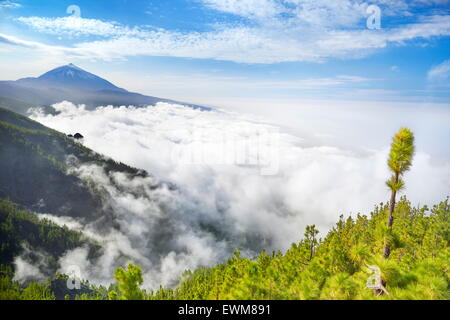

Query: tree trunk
(375, 279), (389, 296)
(383, 173), (399, 259)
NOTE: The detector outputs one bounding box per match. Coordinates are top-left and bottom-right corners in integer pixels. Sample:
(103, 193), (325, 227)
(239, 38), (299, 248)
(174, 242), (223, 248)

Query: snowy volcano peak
(32, 63), (126, 92)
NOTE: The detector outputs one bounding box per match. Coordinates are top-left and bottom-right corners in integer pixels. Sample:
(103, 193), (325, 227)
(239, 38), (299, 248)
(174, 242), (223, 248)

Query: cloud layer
(7, 1), (450, 63)
(28, 101), (450, 289)
(0, 0), (21, 10)
(428, 59), (450, 83)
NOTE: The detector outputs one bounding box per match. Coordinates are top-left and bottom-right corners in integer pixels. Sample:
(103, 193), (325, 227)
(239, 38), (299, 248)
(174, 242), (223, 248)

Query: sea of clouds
(17, 101), (449, 289)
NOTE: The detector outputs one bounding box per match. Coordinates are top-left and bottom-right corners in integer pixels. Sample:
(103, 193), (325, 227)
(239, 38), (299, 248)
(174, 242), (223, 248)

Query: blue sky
(0, 0), (449, 105)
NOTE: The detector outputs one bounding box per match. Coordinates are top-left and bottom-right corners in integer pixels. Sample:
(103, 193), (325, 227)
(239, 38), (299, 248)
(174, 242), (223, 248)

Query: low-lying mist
(22, 101), (449, 289)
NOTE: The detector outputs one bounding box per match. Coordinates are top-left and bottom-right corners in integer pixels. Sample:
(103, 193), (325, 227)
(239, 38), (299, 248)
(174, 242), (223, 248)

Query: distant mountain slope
(0, 64), (208, 112)
(19, 63), (127, 92)
(0, 96), (53, 116)
(0, 107), (151, 224)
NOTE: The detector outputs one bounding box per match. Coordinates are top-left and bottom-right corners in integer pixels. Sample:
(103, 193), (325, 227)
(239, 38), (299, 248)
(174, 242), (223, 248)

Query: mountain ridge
(17, 64), (127, 93)
(0, 64), (208, 113)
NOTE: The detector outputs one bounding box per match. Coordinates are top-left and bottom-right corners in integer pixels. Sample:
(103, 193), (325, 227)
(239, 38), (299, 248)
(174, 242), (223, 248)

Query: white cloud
(41, 159), (231, 289)
(0, 33), (89, 59)
(30, 101), (450, 288)
(157, 74), (370, 90)
(13, 257), (45, 282)
(428, 59), (450, 82)
(16, 16), (142, 38)
(37, 214), (84, 231)
(60, 16), (450, 63)
(9, 1), (450, 63)
(13, 247), (48, 283)
(0, 0), (21, 9)
(200, 0), (283, 19)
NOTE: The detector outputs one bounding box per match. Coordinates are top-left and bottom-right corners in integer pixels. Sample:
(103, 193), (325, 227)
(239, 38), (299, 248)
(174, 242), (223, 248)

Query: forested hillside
(0, 107), (148, 222)
(146, 197), (449, 300)
(1, 197), (448, 300)
(0, 199), (100, 267)
(0, 199), (102, 300)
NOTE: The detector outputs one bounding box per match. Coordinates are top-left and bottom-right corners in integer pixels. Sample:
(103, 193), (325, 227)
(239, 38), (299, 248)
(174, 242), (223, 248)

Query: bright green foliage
(387, 128), (415, 176)
(1, 198), (448, 300)
(385, 127), (415, 195)
(0, 266), (22, 300)
(147, 198), (449, 300)
(113, 263), (146, 300)
(383, 128), (416, 259)
(385, 127), (415, 194)
(75, 293), (105, 300)
(21, 282), (55, 300)
(0, 266), (55, 300)
(108, 290), (119, 300)
(386, 177), (405, 193)
(0, 199), (98, 267)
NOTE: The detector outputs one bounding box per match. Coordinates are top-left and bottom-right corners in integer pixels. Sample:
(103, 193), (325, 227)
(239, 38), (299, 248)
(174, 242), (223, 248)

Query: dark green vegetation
(0, 198), (103, 300)
(0, 199), (99, 266)
(1, 197), (448, 300)
(0, 106), (148, 221)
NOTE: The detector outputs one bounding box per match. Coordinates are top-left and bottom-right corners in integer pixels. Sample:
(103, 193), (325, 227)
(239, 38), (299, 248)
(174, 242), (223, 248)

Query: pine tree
(113, 263), (145, 300)
(383, 128), (415, 259)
